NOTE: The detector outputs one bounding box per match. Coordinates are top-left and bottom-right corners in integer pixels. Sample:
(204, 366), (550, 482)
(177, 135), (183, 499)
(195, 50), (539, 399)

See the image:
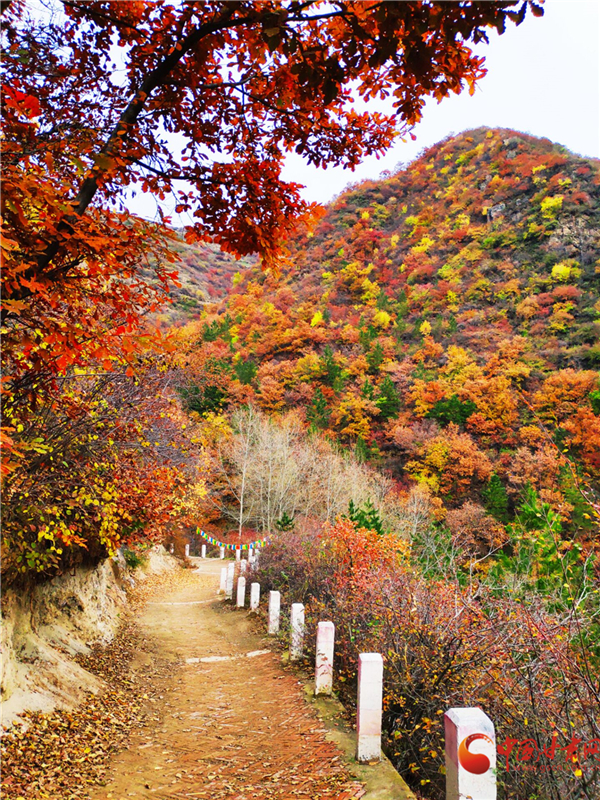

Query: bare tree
(198, 408), (436, 543)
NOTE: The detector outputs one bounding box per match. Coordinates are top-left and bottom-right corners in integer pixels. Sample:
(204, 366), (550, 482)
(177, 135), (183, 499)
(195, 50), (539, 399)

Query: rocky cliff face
(1, 545), (176, 728)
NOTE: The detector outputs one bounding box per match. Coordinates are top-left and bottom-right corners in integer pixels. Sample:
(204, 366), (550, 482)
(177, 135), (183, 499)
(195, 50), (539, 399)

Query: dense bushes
(1, 367), (193, 586)
(256, 520), (600, 800)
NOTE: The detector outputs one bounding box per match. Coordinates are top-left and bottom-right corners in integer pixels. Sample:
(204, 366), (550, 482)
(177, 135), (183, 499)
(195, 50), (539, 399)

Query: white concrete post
(235, 548), (241, 562)
(201, 544), (206, 558)
(315, 621), (335, 696)
(219, 566), (227, 594)
(268, 590), (280, 635)
(356, 653), (383, 763)
(220, 546), (225, 559)
(444, 708), (496, 800)
(290, 603), (305, 661)
(249, 546), (254, 560)
(236, 576), (246, 608)
(240, 558), (247, 574)
(225, 562), (235, 600)
(184, 543), (190, 558)
(250, 582), (260, 611)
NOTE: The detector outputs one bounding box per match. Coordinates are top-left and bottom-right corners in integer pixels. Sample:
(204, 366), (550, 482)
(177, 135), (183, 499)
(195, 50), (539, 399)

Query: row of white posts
(174, 543), (207, 558)
(173, 543), (258, 561)
(219, 561), (497, 798)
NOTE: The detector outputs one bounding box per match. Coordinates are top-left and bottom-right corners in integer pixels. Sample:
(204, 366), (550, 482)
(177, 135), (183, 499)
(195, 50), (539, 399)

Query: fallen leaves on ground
(1, 569), (197, 800)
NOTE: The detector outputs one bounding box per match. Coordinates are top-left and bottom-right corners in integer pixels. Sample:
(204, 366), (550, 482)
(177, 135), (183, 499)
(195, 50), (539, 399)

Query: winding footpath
(92, 559), (365, 800)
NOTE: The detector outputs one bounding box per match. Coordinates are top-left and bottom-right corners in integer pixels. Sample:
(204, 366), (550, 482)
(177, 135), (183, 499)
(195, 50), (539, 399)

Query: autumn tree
(197, 407), (411, 534)
(406, 423), (493, 501)
(2, 0), (544, 383)
(1, 0), (544, 578)
(1, 360), (196, 582)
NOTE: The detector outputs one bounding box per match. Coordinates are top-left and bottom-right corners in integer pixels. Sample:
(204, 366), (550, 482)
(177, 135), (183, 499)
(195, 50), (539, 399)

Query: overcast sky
(282, 0), (600, 204)
(30, 0), (596, 219)
(117, 0), (598, 221)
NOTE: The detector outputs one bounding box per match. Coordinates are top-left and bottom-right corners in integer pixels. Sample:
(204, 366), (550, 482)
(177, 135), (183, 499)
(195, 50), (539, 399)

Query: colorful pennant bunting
(196, 528), (270, 550)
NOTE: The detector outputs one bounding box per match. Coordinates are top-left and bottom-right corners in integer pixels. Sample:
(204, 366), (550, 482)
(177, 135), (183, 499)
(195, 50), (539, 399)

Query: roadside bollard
(240, 558), (247, 574)
(290, 603), (305, 661)
(225, 562), (235, 600)
(236, 576), (246, 608)
(356, 653), (383, 763)
(184, 543), (190, 558)
(250, 582), (260, 611)
(315, 621), (335, 696)
(201, 544), (206, 558)
(444, 708), (496, 800)
(268, 591), (280, 635)
(220, 547), (225, 559)
(219, 566), (227, 594)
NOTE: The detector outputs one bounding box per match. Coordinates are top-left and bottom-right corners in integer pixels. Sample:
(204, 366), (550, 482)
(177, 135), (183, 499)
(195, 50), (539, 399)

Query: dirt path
(92, 560), (365, 800)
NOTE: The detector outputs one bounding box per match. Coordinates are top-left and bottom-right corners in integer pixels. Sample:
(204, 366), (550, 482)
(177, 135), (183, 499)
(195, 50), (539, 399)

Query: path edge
(300, 678), (417, 800)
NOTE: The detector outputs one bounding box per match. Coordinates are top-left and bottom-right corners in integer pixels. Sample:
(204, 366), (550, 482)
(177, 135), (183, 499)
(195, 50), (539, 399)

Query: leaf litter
(1, 570), (200, 800)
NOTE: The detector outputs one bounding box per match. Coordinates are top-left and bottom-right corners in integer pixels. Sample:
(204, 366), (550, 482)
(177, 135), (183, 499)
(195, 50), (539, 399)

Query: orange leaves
(532, 369), (599, 424)
(561, 407), (600, 477)
(2, 85), (41, 119)
(331, 392), (378, 441)
(3, 0), (535, 284)
(321, 516), (409, 585)
(409, 379), (446, 417)
(406, 423), (492, 499)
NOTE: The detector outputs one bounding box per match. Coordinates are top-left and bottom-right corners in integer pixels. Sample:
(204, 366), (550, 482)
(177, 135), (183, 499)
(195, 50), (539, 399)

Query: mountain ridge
(173, 126), (600, 540)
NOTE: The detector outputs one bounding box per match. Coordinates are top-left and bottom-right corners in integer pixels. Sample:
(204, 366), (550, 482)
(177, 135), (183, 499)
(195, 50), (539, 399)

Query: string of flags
(196, 528), (270, 551)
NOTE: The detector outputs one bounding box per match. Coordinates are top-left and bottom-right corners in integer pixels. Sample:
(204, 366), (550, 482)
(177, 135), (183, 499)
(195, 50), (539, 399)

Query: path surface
(92, 560), (365, 800)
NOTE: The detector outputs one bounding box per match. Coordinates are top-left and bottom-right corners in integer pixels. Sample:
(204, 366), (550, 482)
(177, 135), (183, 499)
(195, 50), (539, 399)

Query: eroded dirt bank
(1, 546), (176, 729)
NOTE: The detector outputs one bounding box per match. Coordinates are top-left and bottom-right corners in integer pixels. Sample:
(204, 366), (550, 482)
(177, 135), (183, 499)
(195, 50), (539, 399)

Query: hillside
(175, 127), (600, 541)
(153, 233), (256, 326)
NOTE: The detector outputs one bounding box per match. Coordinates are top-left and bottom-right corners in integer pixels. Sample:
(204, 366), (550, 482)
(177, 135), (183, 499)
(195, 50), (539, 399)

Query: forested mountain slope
(151, 234), (255, 326)
(175, 128), (600, 544)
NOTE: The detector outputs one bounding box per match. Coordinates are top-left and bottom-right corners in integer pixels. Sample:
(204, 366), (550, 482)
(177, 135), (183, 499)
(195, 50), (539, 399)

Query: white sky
(282, 0), (600, 204)
(28, 0), (600, 217)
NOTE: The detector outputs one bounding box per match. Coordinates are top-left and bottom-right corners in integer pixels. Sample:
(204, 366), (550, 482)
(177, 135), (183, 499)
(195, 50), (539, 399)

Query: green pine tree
(354, 436), (370, 463)
(359, 323), (378, 351)
(346, 498), (387, 535)
(275, 511), (295, 532)
(234, 358), (257, 385)
(361, 379), (375, 400)
(426, 394), (476, 426)
(482, 473), (510, 522)
(590, 385), (600, 415)
(321, 346), (343, 387)
(366, 341), (385, 374)
(375, 375), (401, 419)
(306, 387), (331, 428)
